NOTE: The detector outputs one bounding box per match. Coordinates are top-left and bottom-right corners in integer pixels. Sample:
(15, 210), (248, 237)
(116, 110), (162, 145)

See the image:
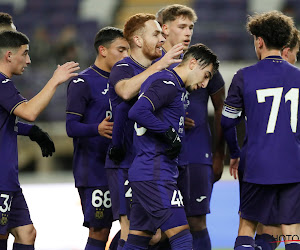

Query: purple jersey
(128, 69), (185, 182)
(223, 56), (300, 184)
(0, 74), (27, 191)
(105, 56), (147, 169)
(66, 65), (111, 187)
(185, 71), (225, 165)
(154, 49), (188, 166)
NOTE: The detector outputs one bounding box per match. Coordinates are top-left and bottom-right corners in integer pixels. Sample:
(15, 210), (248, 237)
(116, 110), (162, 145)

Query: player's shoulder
(112, 57), (132, 69)
(0, 77), (12, 85)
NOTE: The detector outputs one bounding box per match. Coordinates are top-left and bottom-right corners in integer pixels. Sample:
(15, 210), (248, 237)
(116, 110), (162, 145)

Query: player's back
(242, 56), (300, 184)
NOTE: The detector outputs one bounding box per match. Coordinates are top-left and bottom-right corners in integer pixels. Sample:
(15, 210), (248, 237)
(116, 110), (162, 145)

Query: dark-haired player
(66, 27), (129, 250)
(0, 30), (79, 250)
(127, 43), (219, 250)
(221, 11), (300, 250)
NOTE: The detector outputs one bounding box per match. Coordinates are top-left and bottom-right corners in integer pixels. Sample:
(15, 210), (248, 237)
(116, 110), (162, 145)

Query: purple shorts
(177, 164), (213, 216)
(240, 182), (300, 225)
(129, 180), (188, 233)
(106, 168), (131, 221)
(78, 186), (113, 229)
(0, 189), (32, 234)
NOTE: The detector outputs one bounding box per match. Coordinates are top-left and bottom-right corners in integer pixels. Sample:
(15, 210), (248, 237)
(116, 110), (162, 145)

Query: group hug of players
(0, 3), (300, 250)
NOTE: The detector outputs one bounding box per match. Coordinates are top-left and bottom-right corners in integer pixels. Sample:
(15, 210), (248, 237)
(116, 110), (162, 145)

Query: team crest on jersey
(0, 214), (8, 225)
(95, 208), (104, 220)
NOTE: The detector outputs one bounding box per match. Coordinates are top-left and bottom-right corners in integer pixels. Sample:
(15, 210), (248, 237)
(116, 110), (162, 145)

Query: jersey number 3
(257, 87), (299, 133)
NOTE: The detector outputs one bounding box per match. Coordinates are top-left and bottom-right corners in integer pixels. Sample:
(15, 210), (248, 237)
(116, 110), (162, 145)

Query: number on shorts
(171, 190), (184, 207)
(92, 190), (112, 208)
(0, 194), (12, 213)
(124, 180), (132, 198)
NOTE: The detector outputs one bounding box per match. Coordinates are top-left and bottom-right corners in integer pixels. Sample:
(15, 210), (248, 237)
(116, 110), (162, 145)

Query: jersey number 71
(257, 87), (299, 133)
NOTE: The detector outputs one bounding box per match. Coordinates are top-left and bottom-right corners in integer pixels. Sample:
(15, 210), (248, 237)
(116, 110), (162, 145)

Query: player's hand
(52, 61), (80, 85)
(108, 145), (126, 165)
(29, 125), (55, 157)
(161, 126), (182, 159)
(98, 116), (113, 139)
(155, 43), (184, 70)
(229, 158), (240, 180)
(184, 112), (195, 130)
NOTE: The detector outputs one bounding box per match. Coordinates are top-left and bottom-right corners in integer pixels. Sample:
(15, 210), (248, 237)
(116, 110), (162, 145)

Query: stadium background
(1, 0), (297, 249)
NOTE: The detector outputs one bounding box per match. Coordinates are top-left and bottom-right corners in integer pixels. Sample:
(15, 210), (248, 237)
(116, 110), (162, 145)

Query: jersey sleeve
(128, 79), (178, 133)
(109, 63), (134, 88)
(143, 79), (178, 111)
(207, 70), (225, 96)
(66, 77), (90, 117)
(0, 80), (27, 114)
(223, 69), (244, 119)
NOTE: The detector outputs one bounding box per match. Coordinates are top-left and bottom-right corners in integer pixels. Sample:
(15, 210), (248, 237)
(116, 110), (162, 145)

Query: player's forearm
(115, 64), (163, 101)
(213, 110), (225, 158)
(221, 115), (240, 158)
(17, 122), (33, 136)
(111, 102), (131, 147)
(14, 80), (58, 122)
(66, 117), (98, 138)
(129, 97), (169, 133)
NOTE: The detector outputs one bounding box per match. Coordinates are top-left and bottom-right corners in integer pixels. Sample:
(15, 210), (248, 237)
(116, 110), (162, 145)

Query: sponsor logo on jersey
(163, 80), (175, 86)
(73, 78), (84, 83)
(1, 79), (10, 84)
(116, 63), (129, 67)
(196, 196), (207, 203)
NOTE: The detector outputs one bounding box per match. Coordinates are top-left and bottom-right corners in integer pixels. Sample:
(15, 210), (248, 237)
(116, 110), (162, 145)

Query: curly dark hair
(124, 13), (156, 47)
(284, 28), (300, 50)
(247, 10), (295, 50)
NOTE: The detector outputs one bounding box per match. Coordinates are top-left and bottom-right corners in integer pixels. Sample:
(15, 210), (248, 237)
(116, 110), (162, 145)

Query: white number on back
(256, 87), (299, 133)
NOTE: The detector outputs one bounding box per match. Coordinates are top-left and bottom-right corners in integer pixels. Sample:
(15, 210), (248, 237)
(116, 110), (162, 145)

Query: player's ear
(162, 24), (169, 36)
(189, 58), (197, 70)
(98, 45), (107, 57)
(5, 50), (13, 62)
(133, 35), (142, 48)
(281, 47), (289, 60)
(257, 37), (264, 48)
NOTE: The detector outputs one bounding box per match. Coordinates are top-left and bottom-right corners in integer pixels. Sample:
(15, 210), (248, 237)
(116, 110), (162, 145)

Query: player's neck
(162, 42), (173, 52)
(173, 65), (187, 82)
(94, 57), (110, 73)
(260, 49), (281, 60)
(0, 64), (12, 78)
(130, 49), (152, 68)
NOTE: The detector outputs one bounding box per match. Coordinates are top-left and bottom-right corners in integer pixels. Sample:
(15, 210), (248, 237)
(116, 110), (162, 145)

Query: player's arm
(115, 44), (183, 101)
(128, 80), (181, 159)
(17, 122), (55, 157)
(206, 71), (226, 182)
(221, 70), (244, 178)
(14, 62), (79, 122)
(211, 87), (226, 182)
(66, 76), (112, 138)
